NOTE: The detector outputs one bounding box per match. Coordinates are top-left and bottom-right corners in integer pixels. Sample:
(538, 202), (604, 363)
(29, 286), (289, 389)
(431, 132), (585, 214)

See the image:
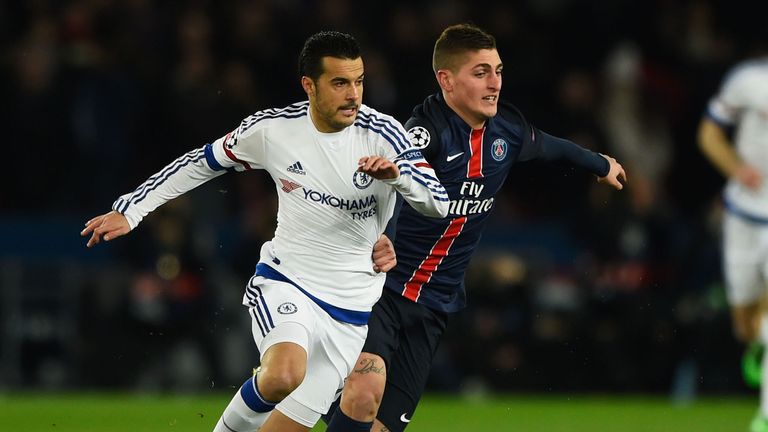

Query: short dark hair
(433, 24), (496, 73)
(298, 31), (361, 80)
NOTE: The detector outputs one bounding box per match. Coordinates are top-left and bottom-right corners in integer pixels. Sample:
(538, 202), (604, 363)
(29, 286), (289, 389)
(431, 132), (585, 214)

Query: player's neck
(442, 93), (486, 130)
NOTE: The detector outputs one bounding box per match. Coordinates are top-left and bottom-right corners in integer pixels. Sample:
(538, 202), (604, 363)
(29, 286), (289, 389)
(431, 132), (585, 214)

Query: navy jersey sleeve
(518, 128), (609, 177)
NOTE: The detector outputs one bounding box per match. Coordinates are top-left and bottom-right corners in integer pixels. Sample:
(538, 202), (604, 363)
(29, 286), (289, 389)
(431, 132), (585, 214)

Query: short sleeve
(707, 67), (752, 126)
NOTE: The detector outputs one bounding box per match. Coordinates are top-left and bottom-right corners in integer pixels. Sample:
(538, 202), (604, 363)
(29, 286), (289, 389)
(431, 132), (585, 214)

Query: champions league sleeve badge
(407, 126), (431, 149)
(224, 128), (239, 149)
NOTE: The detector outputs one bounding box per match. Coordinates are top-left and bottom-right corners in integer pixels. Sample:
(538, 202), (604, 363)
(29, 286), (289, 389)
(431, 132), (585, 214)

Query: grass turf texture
(0, 393), (756, 431)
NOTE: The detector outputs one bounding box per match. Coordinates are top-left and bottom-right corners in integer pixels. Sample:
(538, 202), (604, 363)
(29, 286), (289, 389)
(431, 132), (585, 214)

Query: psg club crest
(491, 139), (507, 161)
(353, 171), (373, 189)
(407, 126), (431, 149)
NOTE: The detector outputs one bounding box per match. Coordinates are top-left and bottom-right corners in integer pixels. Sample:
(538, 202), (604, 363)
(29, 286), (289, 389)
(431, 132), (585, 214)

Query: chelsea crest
(353, 171), (373, 189)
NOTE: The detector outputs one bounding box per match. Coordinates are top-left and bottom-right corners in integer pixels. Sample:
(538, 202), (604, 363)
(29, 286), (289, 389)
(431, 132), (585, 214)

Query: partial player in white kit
(81, 31), (448, 432)
(699, 54), (768, 432)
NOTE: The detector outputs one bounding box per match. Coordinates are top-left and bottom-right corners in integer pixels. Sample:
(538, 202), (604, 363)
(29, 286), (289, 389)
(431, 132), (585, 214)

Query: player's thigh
(277, 302), (368, 427)
(246, 277), (314, 354)
(723, 214), (766, 307)
(362, 289), (406, 369)
(344, 351), (388, 399)
(377, 299), (447, 431)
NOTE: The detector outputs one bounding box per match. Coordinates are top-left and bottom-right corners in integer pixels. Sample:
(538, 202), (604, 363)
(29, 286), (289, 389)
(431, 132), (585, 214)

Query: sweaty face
(445, 49), (503, 128)
(306, 56), (364, 133)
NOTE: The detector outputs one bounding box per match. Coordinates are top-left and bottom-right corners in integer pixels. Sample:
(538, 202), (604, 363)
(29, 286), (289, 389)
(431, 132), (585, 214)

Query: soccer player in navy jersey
(81, 31), (448, 432)
(326, 23), (626, 432)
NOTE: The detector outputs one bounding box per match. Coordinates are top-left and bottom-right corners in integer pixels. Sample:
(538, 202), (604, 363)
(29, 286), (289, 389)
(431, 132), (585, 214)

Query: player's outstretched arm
(358, 156), (399, 180)
(597, 154), (627, 190)
(81, 211), (131, 248)
(524, 130), (626, 191)
(372, 234), (396, 273)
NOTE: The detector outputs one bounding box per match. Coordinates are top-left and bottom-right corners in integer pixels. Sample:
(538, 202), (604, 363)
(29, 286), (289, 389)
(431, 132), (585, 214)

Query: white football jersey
(707, 58), (768, 217)
(113, 101), (448, 320)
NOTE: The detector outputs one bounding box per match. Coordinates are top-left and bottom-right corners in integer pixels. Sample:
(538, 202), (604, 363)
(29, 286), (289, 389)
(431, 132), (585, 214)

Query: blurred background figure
(697, 30), (768, 431)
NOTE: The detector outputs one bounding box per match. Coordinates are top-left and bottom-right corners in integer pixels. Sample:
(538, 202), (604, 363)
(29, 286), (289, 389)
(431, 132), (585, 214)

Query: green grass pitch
(0, 393), (756, 431)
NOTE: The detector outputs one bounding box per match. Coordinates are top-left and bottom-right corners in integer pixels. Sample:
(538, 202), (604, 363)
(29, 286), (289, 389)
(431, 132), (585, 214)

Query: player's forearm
(538, 131), (609, 176)
(698, 118), (741, 178)
(383, 161), (449, 218)
(112, 146), (225, 229)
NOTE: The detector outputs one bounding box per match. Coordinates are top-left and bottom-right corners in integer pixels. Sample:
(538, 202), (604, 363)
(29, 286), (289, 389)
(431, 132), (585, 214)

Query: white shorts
(244, 275), (367, 427)
(724, 212), (768, 305)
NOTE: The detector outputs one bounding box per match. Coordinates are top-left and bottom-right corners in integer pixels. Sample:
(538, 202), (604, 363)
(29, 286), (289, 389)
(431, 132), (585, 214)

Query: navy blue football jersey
(384, 93), (608, 313)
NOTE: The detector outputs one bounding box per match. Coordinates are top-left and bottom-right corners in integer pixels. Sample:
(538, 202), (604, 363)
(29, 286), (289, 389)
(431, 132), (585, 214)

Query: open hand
(81, 211), (131, 248)
(597, 154), (627, 190)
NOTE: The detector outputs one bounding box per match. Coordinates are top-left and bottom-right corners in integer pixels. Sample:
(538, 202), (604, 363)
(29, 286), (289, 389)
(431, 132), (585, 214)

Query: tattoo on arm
(380, 427), (390, 432)
(354, 358), (385, 376)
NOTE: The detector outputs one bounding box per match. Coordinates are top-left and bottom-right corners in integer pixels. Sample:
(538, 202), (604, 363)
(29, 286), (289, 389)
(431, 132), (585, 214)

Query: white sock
(213, 386), (273, 432)
(760, 314), (768, 345)
(760, 314), (768, 418)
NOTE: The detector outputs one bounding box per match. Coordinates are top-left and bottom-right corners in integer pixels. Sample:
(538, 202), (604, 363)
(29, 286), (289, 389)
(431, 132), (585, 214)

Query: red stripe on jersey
(222, 132), (252, 170)
(467, 128), (484, 178)
(415, 162), (432, 169)
(402, 217), (467, 302)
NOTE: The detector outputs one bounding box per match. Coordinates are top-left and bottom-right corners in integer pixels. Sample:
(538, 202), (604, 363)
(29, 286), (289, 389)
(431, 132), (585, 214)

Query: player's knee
(732, 307), (760, 343)
(257, 367), (305, 401)
(342, 374), (384, 419)
(734, 320), (758, 343)
(341, 389), (380, 420)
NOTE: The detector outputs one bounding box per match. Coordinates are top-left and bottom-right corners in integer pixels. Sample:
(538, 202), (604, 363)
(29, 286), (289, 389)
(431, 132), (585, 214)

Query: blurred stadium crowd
(0, 0), (763, 399)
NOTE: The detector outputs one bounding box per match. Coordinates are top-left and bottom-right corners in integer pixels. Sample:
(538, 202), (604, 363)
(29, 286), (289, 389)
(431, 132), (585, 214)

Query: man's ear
(301, 76), (315, 97)
(436, 70), (453, 92)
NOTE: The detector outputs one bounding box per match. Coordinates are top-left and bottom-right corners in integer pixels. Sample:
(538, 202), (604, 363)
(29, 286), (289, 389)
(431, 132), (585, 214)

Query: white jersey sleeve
(361, 109), (449, 218)
(707, 63), (755, 126)
(207, 114), (269, 171)
(112, 146), (225, 229)
(112, 111), (272, 230)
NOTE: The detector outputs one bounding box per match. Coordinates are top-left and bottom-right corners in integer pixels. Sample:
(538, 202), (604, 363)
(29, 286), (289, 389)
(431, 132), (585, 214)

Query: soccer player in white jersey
(699, 51), (768, 432)
(81, 31), (448, 432)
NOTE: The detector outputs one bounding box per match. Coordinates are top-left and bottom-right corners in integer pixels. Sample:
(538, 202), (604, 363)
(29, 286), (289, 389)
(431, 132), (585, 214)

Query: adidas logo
(287, 161), (306, 175)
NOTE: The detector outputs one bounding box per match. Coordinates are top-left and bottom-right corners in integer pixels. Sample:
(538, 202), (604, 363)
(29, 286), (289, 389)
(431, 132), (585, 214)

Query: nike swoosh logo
(446, 152), (464, 162)
(400, 413), (411, 423)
